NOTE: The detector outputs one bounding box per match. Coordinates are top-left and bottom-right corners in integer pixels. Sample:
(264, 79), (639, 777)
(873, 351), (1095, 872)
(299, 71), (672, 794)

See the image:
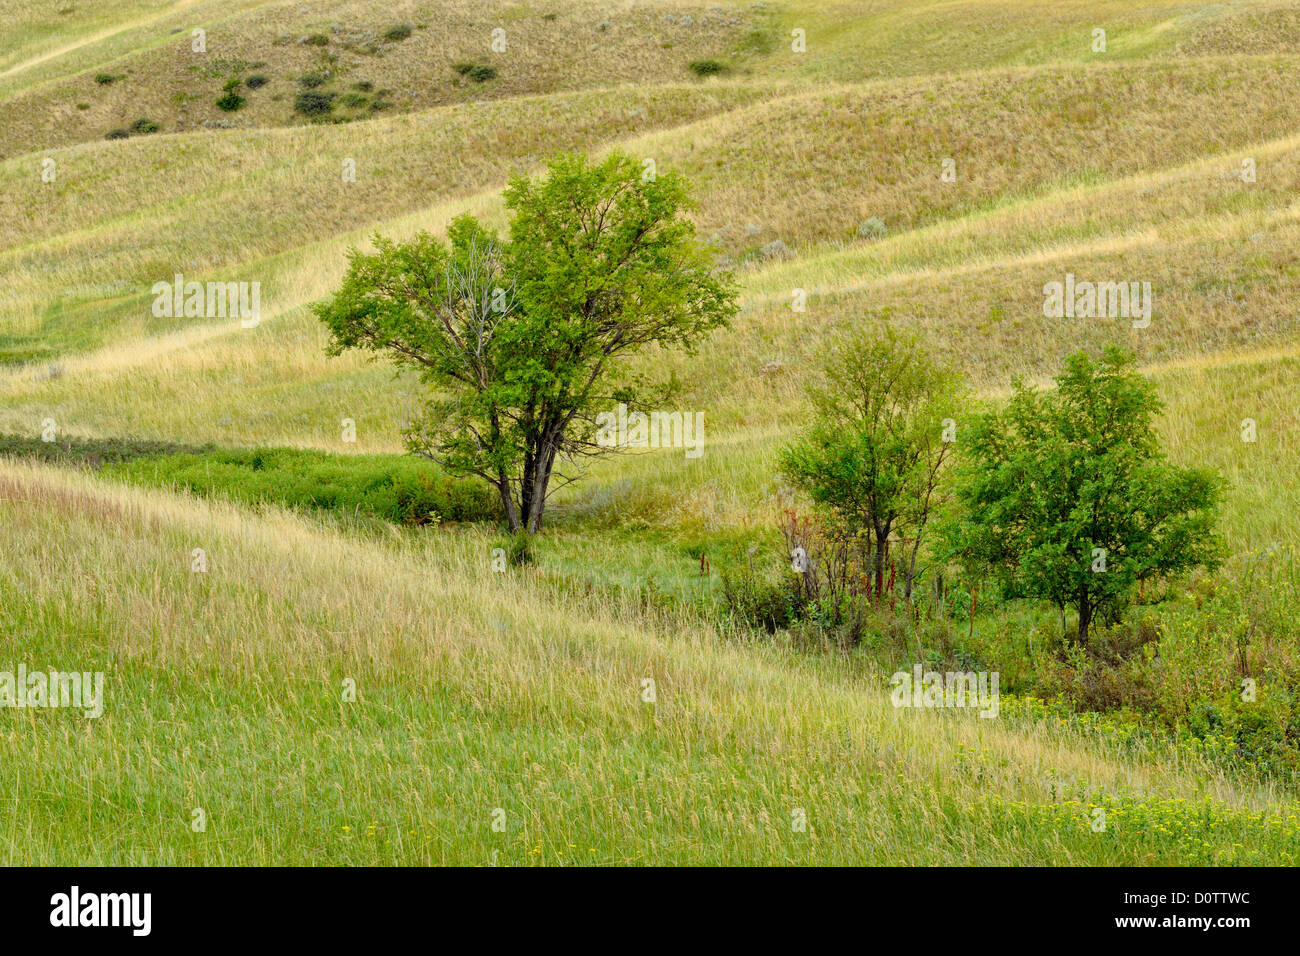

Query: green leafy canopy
(942, 345), (1225, 640)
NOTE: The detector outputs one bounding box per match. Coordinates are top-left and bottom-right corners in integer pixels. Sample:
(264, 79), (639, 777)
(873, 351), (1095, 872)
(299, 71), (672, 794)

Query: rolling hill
(2, 0), (1299, 865)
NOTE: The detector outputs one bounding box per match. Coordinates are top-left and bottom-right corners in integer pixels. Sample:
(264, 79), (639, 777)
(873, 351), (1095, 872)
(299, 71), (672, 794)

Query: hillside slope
(2, 461), (1296, 864)
(3, 0), (1300, 865)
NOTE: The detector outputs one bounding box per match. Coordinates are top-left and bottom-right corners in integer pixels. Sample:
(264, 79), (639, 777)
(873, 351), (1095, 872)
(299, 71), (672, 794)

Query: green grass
(100, 444), (499, 525)
(2, 461), (1297, 865)
(5, 0), (1300, 866)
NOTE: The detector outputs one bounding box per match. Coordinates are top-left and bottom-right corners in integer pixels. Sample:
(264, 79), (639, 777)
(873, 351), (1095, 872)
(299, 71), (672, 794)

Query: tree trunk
(524, 433), (560, 534)
(1077, 586), (1092, 645)
(872, 524), (889, 602)
(519, 451), (536, 526)
(497, 476), (521, 534)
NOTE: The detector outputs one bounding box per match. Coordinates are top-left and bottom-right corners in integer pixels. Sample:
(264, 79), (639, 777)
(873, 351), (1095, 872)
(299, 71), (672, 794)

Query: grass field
(2, 0), (1300, 866)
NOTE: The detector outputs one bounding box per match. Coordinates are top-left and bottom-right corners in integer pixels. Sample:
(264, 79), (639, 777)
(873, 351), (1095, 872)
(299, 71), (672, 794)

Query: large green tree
(314, 152), (736, 533)
(943, 346), (1224, 643)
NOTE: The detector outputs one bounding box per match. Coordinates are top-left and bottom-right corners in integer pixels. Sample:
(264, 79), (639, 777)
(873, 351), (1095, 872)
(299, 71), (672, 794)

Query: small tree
(943, 346), (1224, 643)
(314, 152), (736, 533)
(780, 325), (963, 601)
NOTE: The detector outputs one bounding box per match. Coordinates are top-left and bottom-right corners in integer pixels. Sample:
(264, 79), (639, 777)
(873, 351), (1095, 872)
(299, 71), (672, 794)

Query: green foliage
(129, 118), (159, 134)
(314, 151), (737, 534)
(104, 447), (498, 525)
(338, 92), (368, 109)
(104, 128), (130, 140)
(383, 24), (413, 42)
(297, 71), (328, 88)
(782, 325), (963, 597)
(943, 346), (1225, 641)
(303, 33), (329, 46)
(856, 216), (888, 240)
(720, 562), (803, 632)
(0, 435), (495, 526)
(453, 62), (497, 82)
(245, 74), (269, 89)
(507, 531), (535, 566)
(216, 92), (245, 111)
(294, 90), (334, 117)
(93, 73), (118, 85)
(689, 59), (724, 76)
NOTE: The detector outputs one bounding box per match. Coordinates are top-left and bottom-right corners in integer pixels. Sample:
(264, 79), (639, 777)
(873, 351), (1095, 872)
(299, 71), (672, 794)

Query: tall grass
(2, 461), (1297, 865)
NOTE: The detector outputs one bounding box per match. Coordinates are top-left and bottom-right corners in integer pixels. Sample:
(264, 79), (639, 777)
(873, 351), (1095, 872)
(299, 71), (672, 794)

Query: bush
(129, 117), (160, 134)
(297, 71), (328, 88)
(294, 91), (334, 117)
(352, 80), (373, 92)
(94, 73), (118, 85)
(454, 62), (497, 82)
(303, 33), (329, 46)
(338, 92), (368, 109)
(506, 532), (534, 566)
(104, 128), (130, 140)
(855, 216), (887, 240)
(383, 24), (413, 41)
(720, 562), (803, 633)
(689, 59), (724, 76)
(216, 92), (245, 111)
(245, 74), (269, 89)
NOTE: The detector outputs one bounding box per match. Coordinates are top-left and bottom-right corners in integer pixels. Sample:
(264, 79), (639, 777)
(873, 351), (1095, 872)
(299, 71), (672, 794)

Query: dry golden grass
(5, 0), (1300, 865)
(0, 0), (760, 159)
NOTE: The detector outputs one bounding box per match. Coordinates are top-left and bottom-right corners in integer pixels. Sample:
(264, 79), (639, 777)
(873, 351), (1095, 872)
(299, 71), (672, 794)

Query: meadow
(1, 0), (1299, 865)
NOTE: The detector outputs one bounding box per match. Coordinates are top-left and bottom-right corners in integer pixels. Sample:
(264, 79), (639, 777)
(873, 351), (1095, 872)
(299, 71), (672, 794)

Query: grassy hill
(2, 0), (1299, 864)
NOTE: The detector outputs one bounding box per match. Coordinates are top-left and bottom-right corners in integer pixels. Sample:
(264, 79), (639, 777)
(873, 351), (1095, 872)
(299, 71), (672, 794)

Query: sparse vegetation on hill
(3, 0), (1300, 867)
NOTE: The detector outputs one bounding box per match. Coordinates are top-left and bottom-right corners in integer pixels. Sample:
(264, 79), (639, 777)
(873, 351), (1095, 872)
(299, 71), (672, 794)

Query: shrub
(454, 62), (496, 82)
(352, 80), (373, 92)
(94, 73), (117, 85)
(338, 92), (368, 109)
(216, 92), (245, 111)
(129, 117), (160, 134)
(855, 216), (887, 240)
(303, 33), (329, 46)
(689, 59), (724, 76)
(294, 90), (334, 117)
(222, 78), (242, 92)
(720, 563), (803, 633)
(297, 71), (329, 88)
(245, 74), (269, 89)
(507, 532), (534, 566)
(104, 128), (130, 140)
(383, 24), (413, 41)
